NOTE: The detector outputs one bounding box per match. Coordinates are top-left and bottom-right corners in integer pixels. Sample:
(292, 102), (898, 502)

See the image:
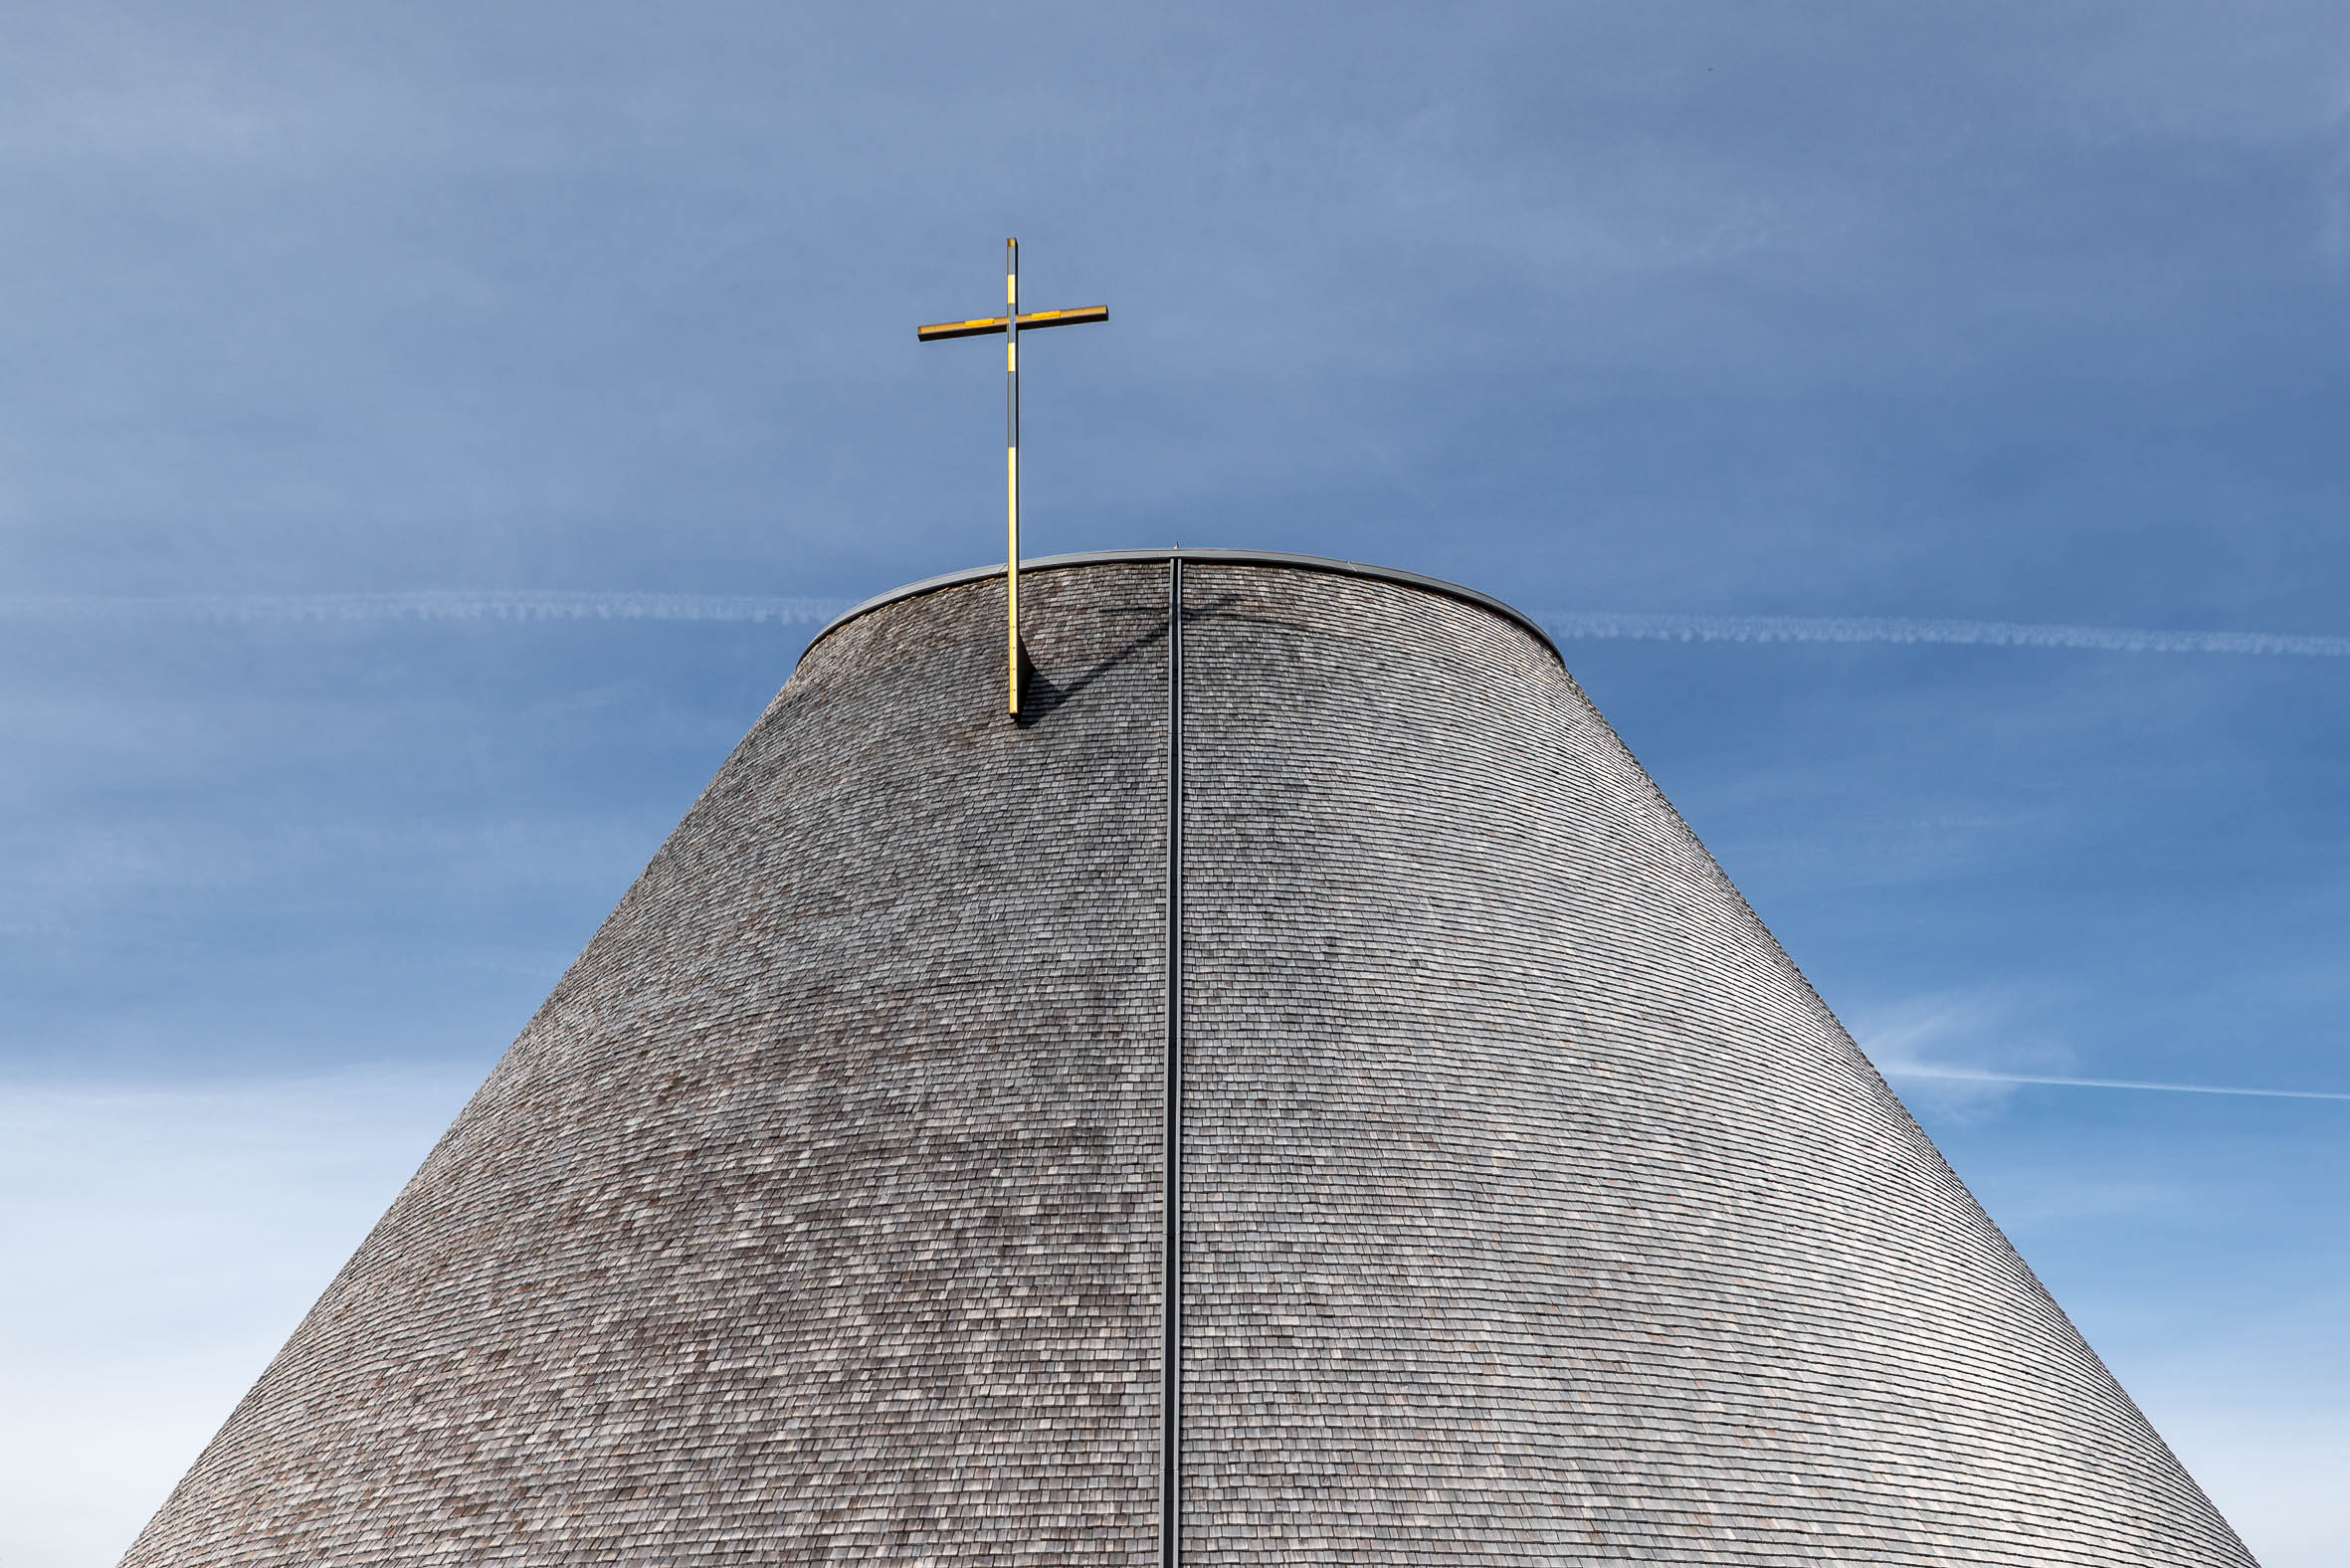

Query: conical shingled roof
(121, 552), (2255, 1566)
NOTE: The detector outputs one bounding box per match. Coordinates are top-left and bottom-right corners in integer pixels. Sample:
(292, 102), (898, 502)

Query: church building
(119, 550), (2255, 1565)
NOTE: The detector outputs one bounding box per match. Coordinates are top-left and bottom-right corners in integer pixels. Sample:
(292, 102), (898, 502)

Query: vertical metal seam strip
(1161, 555), (1185, 1568)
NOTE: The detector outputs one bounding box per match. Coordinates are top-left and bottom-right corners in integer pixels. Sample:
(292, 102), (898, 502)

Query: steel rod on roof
(1162, 553), (1186, 1568)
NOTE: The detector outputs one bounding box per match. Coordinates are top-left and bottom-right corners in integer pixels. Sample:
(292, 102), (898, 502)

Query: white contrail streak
(0, 590), (853, 626)
(6, 594), (2347, 660)
(1882, 1065), (2350, 1101)
(1534, 610), (2350, 659)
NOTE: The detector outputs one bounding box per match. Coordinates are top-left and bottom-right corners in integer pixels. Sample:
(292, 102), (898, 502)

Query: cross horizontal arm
(916, 304), (1109, 342)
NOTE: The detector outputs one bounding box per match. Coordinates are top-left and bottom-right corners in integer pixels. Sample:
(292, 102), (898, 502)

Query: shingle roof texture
(120, 555), (2256, 1566)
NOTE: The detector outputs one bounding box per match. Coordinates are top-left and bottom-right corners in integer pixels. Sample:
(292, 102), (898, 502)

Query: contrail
(1882, 1065), (2350, 1101)
(0, 590), (852, 626)
(1534, 610), (2350, 659)
(5, 593), (2347, 660)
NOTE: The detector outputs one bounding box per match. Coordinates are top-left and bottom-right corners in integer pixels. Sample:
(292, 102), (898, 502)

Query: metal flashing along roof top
(800, 547), (1563, 665)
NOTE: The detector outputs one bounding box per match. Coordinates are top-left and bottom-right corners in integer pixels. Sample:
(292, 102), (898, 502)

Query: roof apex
(800, 547), (1560, 664)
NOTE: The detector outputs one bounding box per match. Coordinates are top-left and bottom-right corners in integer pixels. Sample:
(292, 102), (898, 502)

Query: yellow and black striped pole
(1005, 239), (1020, 716)
(917, 245), (1108, 719)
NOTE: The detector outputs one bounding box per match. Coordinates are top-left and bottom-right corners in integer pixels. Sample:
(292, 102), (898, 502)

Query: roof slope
(120, 553), (2255, 1566)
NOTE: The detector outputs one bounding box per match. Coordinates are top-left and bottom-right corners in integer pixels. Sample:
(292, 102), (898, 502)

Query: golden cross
(918, 239), (1108, 717)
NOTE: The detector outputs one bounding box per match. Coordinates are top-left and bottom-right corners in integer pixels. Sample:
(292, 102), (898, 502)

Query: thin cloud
(0, 591), (851, 626)
(1534, 611), (2350, 660)
(6, 594), (2347, 660)
(1883, 1065), (2350, 1102)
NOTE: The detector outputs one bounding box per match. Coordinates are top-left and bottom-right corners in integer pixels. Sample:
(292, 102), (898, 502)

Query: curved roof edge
(799, 547), (1561, 665)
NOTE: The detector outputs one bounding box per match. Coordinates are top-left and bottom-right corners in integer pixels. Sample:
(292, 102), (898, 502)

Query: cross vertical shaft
(1005, 240), (1020, 716)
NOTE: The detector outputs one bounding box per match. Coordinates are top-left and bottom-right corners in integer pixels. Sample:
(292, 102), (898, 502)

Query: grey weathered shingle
(119, 553), (2255, 1566)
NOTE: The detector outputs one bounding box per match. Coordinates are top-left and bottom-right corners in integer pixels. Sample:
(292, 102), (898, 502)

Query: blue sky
(2, 2), (2346, 1562)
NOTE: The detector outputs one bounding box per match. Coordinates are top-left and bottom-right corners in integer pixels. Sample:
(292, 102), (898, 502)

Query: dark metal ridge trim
(797, 547), (1563, 665)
